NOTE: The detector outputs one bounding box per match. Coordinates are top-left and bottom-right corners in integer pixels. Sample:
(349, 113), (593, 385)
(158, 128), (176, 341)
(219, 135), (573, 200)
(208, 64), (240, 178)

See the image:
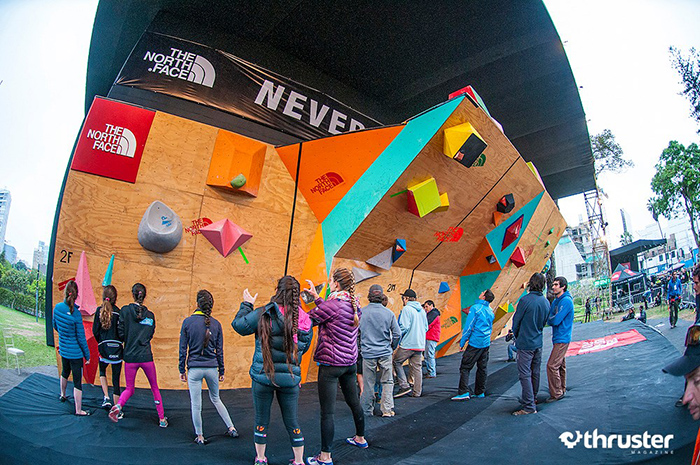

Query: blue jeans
(187, 367), (234, 435)
(425, 340), (437, 376)
(516, 348), (542, 413)
(508, 343), (517, 360)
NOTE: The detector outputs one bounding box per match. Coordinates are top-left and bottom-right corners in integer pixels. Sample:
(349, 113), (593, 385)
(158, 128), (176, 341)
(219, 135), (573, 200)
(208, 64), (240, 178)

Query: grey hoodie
(359, 302), (401, 358)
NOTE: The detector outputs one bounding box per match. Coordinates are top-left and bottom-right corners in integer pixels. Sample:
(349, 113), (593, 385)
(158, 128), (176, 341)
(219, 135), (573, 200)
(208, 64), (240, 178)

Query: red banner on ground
(566, 329), (647, 357)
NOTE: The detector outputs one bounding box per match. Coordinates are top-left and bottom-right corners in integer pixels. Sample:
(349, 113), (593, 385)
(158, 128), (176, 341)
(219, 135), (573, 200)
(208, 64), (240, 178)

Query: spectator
(584, 297), (591, 323)
(393, 289), (428, 398)
(637, 305), (647, 324)
(505, 329), (517, 362)
(546, 277), (574, 403)
(668, 271), (682, 329)
(424, 300), (440, 378)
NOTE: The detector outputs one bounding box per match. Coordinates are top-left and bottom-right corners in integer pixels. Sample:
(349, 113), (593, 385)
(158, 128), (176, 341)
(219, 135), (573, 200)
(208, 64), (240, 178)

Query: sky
(0, 0), (699, 264)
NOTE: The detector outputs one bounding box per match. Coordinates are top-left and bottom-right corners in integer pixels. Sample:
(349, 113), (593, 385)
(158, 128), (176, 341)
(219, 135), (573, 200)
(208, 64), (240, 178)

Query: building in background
(553, 232), (585, 283)
(562, 218), (595, 280)
(3, 242), (17, 264)
(0, 189), (10, 248)
(636, 217), (698, 275)
(33, 240), (49, 275)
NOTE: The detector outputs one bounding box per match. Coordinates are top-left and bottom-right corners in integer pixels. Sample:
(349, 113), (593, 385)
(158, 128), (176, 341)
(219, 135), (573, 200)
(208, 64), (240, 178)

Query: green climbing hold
(548, 227), (554, 234)
(230, 174), (247, 188)
(545, 240), (550, 247)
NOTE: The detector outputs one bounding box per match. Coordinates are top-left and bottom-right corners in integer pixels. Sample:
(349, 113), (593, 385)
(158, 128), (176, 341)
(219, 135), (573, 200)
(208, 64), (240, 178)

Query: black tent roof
(85, 0), (595, 199)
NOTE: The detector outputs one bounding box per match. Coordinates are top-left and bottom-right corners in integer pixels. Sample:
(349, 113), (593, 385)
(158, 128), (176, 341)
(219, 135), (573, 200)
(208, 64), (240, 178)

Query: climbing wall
(52, 91), (566, 389)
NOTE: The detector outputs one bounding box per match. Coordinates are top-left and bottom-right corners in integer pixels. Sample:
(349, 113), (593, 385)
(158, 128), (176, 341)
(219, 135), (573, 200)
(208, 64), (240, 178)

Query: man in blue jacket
(546, 276), (574, 403)
(511, 273), (550, 415)
(451, 289), (495, 401)
(668, 271), (682, 328)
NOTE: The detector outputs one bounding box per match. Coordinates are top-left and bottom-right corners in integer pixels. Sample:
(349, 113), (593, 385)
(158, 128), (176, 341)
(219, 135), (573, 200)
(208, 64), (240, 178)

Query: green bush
(0, 287), (44, 318)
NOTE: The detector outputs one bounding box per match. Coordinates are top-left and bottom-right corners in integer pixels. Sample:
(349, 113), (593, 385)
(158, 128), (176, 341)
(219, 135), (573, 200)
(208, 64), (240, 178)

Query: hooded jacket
(548, 290), (574, 344)
(118, 303), (156, 363)
(398, 300), (429, 350)
(460, 299), (495, 349)
(426, 308), (441, 342)
(310, 292), (360, 366)
(232, 301), (312, 387)
(92, 305), (122, 363)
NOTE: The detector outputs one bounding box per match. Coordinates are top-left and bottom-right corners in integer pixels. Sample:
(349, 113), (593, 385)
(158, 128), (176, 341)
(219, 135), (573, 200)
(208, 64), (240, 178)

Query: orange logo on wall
(310, 172), (344, 195)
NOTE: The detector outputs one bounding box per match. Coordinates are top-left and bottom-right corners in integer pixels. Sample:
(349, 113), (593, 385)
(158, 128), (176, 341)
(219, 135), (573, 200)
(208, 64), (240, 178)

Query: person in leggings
(232, 276), (313, 465)
(179, 289), (238, 444)
(92, 285), (122, 410)
(306, 268), (367, 465)
(52, 280), (91, 416)
(108, 283), (167, 427)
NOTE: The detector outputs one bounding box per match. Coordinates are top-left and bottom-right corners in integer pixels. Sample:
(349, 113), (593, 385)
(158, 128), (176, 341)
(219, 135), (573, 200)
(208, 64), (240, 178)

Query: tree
(670, 47), (700, 134)
(13, 260), (28, 272)
(0, 268), (30, 294)
(590, 129), (634, 176)
(620, 231), (634, 246)
(648, 141), (700, 249)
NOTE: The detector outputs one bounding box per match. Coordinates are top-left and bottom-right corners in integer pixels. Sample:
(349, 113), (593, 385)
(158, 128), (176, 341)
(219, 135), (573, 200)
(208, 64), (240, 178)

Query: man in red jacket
(423, 300), (441, 378)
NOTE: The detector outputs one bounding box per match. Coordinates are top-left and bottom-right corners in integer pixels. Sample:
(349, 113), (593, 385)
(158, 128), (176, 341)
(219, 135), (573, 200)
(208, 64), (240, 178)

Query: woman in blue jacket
(179, 289), (238, 444)
(232, 275), (313, 465)
(52, 280), (91, 416)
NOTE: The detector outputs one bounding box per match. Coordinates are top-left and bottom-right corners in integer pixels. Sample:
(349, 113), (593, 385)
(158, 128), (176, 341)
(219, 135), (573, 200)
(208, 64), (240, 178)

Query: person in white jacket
(393, 289), (429, 398)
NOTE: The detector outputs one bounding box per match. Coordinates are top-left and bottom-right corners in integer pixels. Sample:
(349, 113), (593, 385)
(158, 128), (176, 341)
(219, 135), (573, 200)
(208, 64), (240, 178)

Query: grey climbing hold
(137, 201), (183, 253)
(352, 267), (380, 284)
(366, 248), (393, 271)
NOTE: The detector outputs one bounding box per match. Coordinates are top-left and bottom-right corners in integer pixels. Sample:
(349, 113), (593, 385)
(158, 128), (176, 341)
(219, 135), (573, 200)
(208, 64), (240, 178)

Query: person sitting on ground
(637, 305), (647, 324)
(505, 329), (517, 362)
(232, 276), (313, 465)
(451, 289), (495, 401)
(663, 324), (700, 464)
(179, 290), (238, 445)
(621, 307), (636, 322)
(359, 285), (400, 417)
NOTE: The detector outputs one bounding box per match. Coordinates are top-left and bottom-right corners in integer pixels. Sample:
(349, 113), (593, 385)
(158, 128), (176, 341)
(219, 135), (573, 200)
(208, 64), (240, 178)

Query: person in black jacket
(179, 289), (238, 445)
(108, 283), (167, 427)
(92, 285), (122, 410)
(232, 276), (313, 465)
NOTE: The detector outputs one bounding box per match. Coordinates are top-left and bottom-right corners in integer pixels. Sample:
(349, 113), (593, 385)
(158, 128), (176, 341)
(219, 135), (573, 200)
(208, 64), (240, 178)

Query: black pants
(458, 346), (489, 395)
(99, 361), (122, 395)
(317, 364), (365, 453)
(61, 357), (83, 390)
(584, 312), (591, 323)
(669, 299), (679, 327)
(252, 380), (304, 447)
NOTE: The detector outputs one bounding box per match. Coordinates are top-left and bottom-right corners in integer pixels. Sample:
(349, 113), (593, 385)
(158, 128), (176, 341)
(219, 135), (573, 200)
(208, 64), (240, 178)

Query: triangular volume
(494, 301), (509, 323)
(443, 122), (487, 167)
(406, 177), (441, 217)
(492, 211), (503, 226)
(201, 218), (253, 257)
(438, 282), (450, 293)
(276, 126), (403, 223)
(486, 191), (544, 267)
(502, 215), (524, 251)
(352, 267), (380, 283)
(367, 248), (393, 271)
(102, 254), (115, 286)
(461, 238), (502, 276)
(75, 251), (97, 316)
(392, 239), (406, 262)
(510, 246), (526, 268)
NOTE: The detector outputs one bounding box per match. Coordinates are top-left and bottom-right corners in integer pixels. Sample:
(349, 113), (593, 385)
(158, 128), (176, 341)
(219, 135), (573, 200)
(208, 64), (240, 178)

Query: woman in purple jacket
(305, 268), (367, 465)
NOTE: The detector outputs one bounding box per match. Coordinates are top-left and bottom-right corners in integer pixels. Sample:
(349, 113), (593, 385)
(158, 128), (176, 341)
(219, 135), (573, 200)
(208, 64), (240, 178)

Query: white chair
(3, 330), (25, 374)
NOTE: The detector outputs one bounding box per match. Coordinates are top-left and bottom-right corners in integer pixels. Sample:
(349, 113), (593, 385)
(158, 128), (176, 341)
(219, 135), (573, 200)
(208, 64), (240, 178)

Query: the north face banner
(71, 97), (156, 183)
(115, 31), (381, 140)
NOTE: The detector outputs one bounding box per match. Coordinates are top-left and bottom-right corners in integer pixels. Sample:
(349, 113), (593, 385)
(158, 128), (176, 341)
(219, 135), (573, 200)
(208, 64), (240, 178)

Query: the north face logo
(143, 47), (215, 87)
(86, 124), (137, 158)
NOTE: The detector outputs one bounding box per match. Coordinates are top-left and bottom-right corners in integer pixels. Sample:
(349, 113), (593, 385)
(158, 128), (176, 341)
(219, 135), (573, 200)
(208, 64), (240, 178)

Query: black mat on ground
(0, 320), (695, 464)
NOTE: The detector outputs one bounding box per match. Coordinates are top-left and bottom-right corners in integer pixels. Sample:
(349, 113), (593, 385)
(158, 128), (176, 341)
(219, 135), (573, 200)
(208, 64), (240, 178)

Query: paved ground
(0, 365), (56, 397)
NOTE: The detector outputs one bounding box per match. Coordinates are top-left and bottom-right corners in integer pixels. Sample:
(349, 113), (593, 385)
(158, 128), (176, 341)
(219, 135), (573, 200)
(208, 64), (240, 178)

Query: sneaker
(159, 417), (169, 428)
(117, 411), (124, 420)
(394, 387), (412, 398)
(225, 428), (240, 438)
(254, 458), (268, 465)
(108, 404), (122, 423)
(101, 397), (112, 409)
(451, 392), (471, 401)
(289, 460), (304, 465)
(381, 410), (395, 417)
(474, 393), (485, 398)
(59, 395), (67, 402)
(194, 436), (206, 445)
(512, 409), (536, 415)
(346, 437), (369, 449)
(306, 455), (333, 465)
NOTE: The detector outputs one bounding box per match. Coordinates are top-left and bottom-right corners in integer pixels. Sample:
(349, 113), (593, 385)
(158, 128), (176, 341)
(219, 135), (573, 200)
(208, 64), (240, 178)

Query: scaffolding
(584, 187), (612, 312)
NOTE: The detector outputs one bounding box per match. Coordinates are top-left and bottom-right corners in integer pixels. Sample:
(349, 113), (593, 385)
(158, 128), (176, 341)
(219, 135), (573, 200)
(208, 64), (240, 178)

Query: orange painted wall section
(276, 126), (404, 222)
(206, 130), (267, 196)
(461, 238), (502, 276)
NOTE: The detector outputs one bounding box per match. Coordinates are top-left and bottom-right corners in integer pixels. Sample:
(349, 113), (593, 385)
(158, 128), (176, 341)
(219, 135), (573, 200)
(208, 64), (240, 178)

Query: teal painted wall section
(321, 97), (464, 273)
(486, 191), (545, 267)
(459, 270), (500, 329)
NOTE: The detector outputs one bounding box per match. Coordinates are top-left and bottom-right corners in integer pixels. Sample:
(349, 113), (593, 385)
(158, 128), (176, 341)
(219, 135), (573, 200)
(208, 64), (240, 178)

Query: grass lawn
(573, 302), (696, 324)
(0, 305), (56, 369)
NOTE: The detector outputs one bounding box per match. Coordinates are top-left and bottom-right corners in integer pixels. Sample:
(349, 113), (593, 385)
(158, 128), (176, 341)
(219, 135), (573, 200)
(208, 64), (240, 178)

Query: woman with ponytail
(92, 285), (123, 410)
(232, 276), (313, 465)
(52, 280), (91, 415)
(109, 283), (168, 427)
(305, 268), (367, 465)
(179, 289), (238, 444)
